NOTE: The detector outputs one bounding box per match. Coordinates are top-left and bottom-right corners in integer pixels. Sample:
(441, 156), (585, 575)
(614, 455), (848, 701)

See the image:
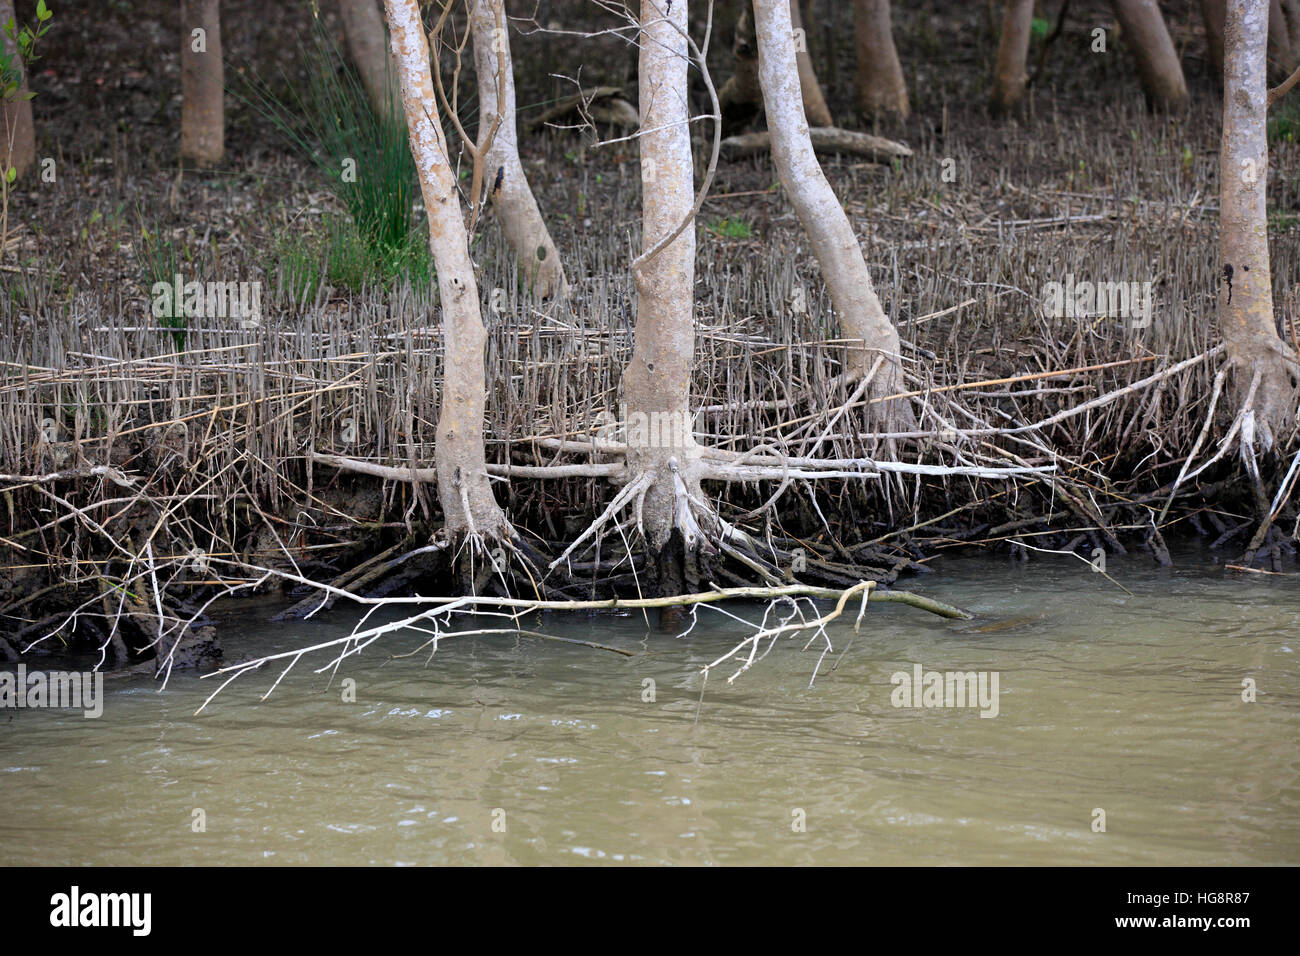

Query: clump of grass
(137, 219), (187, 348)
(274, 216), (432, 300)
(238, 17), (427, 285)
(274, 229), (324, 305)
(321, 216), (390, 291)
(709, 217), (755, 240)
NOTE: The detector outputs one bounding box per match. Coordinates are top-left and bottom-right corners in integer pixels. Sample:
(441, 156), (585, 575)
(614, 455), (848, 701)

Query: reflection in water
(1, 550), (1297, 865)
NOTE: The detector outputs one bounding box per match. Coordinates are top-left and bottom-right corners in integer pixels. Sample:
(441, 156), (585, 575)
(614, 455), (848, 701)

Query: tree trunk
(1285, 0), (1300, 47)
(0, 0), (35, 181)
(754, 0), (913, 430)
(338, 0), (399, 123)
(1111, 0), (1189, 106)
(1220, 0), (1299, 450)
(470, 0), (566, 298)
(1268, 0), (1299, 79)
(384, 0), (511, 542)
(719, 3), (832, 133)
(1203, 0), (1227, 77)
(990, 0), (1035, 113)
(853, 0), (909, 119)
(718, 7), (763, 134)
(180, 0), (224, 165)
(624, 0), (706, 596)
(790, 0), (833, 126)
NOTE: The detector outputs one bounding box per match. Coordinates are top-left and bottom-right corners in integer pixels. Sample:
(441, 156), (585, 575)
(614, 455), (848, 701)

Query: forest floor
(1, 0), (1298, 668)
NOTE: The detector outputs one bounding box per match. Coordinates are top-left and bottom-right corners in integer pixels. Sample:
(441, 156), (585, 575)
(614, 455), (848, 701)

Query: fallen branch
(720, 127), (912, 162)
(0, 464), (139, 488)
(193, 563), (970, 714)
(526, 85), (639, 130)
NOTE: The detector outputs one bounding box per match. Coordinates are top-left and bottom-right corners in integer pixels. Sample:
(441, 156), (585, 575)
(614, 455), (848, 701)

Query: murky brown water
(2, 550), (1297, 865)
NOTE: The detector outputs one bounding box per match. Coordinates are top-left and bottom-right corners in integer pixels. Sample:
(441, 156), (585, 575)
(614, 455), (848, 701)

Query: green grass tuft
(237, 18), (429, 287)
(137, 218), (187, 348)
(709, 217), (755, 240)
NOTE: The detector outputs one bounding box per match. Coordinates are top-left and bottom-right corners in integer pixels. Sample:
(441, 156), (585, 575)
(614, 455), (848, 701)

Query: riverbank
(1, 0), (1297, 670)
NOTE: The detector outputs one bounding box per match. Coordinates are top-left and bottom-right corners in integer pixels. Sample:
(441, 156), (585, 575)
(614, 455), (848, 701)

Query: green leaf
(37, 1), (52, 22)
(5, 166), (16, 184)
(1030, 17), (1049, 40)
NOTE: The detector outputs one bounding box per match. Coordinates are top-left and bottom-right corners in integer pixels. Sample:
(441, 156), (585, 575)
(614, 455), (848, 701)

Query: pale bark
(384, 0), (510, 539)
(853, 0), (909, 119)
(470, 0), (566, 298)
(990, 0), (1035, 113)
(1203, 0), (1227, 76)
(0, 0), (34, 181)
(719, 3), (832, 134)
(180, 0), (224, 165)
(1219, 0), (1299, 450)
(754, 0), (912, 429)
(338, 0), (399, 123)
(624, 0), (705, 593)
(1111, 0), (1189, 106)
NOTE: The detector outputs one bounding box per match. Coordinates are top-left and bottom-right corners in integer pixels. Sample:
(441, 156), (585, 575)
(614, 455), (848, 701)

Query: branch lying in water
(192, 563), (971, 716)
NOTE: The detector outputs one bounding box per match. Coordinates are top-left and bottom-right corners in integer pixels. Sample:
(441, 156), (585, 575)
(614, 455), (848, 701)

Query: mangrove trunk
(720, 3), (833, 134)
(1219, 0), (1300, 451)
(0, 0), (34, 181)
(470, 0), (567, 298)
(1111, 0), (1190, 106)
(991, 0), (1035, 113)
(625, 0), (706, 596)
(790, 0), (834, 127)
(385, 0), (511, 541)
(338, 0), (399, 123)
(755, 0), (913, 430)
(180, 0), (224, 166)
(854, 0), (909, 119)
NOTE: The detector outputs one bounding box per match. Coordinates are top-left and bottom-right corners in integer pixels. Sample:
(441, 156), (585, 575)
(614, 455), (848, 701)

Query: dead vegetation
(0, 0), (1297, 674)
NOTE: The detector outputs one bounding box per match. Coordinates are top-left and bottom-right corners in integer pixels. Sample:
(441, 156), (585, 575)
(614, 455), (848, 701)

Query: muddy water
(1, 550), (1297, 865)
